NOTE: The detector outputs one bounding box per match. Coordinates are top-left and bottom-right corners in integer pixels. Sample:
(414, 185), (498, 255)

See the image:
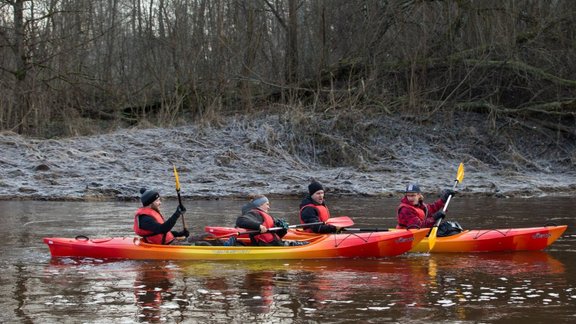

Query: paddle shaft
(176, 190), (186, 229)
(222, 220), (328, 237)
(212, 217), (358, 239)
(428, 162), (464, 251)
(205, 216), (355, 239)
(431, 179), (458, 228)
(238, 225), (389, 236)
(173, 165), (187, 230)
(442, 186), (456, 212)
(343, 227), (390, 232)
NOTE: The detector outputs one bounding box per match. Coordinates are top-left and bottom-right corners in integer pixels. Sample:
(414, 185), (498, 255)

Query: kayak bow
(409, 225), (567, 253)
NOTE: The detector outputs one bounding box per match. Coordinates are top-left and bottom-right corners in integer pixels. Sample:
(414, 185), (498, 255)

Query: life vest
(299, 203), (330, 232)
(396, 202), (427, 229)
(248, 209), (280, 244)
(134, 207), (175, 245)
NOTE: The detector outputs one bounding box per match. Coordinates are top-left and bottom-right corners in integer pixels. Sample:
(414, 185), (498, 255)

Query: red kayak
(409, 225), (568, 252)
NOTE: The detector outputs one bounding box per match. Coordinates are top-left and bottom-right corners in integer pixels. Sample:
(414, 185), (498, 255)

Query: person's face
(259, 202), (270, 212)
(405, 193), (422, 205)
(151, 197), (161, 211)
(311, 190), (325, 204)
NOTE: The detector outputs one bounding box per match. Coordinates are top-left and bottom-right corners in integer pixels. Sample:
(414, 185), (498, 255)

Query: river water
(1, 197), (575, 323)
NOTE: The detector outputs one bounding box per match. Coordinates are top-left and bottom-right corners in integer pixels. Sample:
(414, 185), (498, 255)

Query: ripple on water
(437, 299), (456, 307)
(367, 306), (390, 311)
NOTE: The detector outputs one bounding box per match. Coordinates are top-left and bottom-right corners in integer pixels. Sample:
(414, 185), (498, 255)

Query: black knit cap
(140, 187), (160, 206)
(308, 181), (324, 195)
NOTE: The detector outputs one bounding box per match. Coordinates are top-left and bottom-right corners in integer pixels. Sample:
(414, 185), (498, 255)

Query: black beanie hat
(140, 187), (160, 206)
(308, 181), (324, 195)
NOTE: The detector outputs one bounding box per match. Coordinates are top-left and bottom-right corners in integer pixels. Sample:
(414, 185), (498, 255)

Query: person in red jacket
(134, 188), (189, 245)
(235, 195), (288, 246)
(396, 183), (456, 229)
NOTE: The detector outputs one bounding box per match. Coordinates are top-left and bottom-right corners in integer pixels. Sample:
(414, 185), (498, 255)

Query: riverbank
(1, 111), (575, 201)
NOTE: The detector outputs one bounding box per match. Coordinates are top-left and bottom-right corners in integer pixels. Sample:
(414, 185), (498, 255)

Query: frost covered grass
(1, 110), (575, 201)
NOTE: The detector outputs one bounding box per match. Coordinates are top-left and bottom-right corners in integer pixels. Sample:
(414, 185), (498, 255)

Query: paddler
(396, 183), (456, 229)
(133, 187), (190, 245)
(235, 194), (289, 246)
(299, 181), (342, 233)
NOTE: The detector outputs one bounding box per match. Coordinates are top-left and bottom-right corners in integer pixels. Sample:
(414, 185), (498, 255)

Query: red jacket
(396, 196), (445, 229)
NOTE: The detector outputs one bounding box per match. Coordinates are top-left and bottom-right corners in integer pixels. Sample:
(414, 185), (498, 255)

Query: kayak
(43, 229), (428, 260)
(205, 225), (567, 253)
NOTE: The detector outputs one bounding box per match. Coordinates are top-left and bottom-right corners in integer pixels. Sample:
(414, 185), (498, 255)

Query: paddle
(209, 216), (354, 239)
(428, 162), (465, 251)
(342, 227), (390, 232)
(173, 164), (187, 230)
(206, 224), (389, 237)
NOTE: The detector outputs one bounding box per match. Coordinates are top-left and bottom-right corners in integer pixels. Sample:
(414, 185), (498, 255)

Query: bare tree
(0, 0), (573, 137)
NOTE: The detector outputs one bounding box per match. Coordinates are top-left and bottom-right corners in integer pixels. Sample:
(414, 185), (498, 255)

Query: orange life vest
(134, 207), (175, 245)
(248, 209), (280, 244)
(299, 203), (331, 232)
(396, 202), (427, 229)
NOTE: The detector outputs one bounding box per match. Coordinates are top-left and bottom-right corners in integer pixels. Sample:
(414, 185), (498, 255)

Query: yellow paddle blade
(173, 165), (181, 191)
(456, 162), (465, 184)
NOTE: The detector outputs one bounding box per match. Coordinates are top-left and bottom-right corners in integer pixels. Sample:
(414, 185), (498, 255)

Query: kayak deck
(43, 229), (428, 260)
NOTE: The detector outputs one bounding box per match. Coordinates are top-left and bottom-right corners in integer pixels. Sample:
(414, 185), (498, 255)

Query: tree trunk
(240, 2), (258, 111)
(11, 0), (29, 133)
(285, 0), (299, 85)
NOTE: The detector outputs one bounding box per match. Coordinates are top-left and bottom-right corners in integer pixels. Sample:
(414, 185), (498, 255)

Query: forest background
(1, 0), (575, 200)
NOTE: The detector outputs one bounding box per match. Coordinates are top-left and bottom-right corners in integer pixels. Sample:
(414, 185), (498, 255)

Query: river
(1, 197), (575, 323)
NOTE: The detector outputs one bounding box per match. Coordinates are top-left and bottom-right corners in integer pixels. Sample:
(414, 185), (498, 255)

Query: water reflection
(423, 251), (569, 322)
(32, 249), (572, 322)
(240, 271), (276, 313)
(1, 198), (575, 323)
(133, 263), (175, 322)
(427, 251), (565, 277)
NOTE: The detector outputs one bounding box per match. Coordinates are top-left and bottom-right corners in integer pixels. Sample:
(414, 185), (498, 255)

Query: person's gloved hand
(173, 229), (190, 237)
(276, 228), (288, 238)
(433, 210), (446, 221)
(274, 219), (290, 229)
(176, 204), (186, 215)
(441, 189), (457, 202)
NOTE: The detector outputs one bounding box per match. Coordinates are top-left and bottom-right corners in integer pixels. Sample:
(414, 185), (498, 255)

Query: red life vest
(134, 207), (175, 245)
(248, 209), (280, 244)
(299, 203), (330, 232)
(396, 202), (427, 229)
